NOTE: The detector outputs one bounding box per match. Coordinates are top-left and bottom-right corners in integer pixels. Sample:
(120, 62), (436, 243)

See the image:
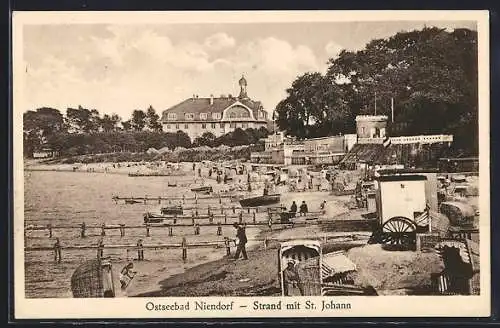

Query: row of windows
(165, 123), (250, 130)
(167, 112), (222, 120)
(166, 111), (259, 120)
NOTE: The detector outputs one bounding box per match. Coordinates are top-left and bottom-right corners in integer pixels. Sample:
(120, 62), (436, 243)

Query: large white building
(161, 76), (269, 140)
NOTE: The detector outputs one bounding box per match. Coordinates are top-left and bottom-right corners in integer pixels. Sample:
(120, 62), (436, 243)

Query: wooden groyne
(112, 194), (237, 205)
(24, 215), (371, 240)
(26, 233), (370, 263)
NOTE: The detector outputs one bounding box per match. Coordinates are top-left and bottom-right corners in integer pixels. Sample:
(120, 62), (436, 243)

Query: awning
(321, 251), (357, 278)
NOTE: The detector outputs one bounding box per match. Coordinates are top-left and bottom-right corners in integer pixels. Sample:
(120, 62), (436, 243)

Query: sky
(22, 19), (477, 120)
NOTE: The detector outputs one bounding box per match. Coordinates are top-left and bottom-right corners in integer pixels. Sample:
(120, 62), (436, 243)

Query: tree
(101, 113), (122, 132)
(121, 120), (132, 131)
(66, 106), (93, 133)
(276, 27), (477, 155)
(130, 110), (146, 131)
(325, 27), (478, 154)
(145, 106), (163, 132)
(193, 132), (216, 147)
(23, 107), (66, 157)
(275, 73), (349, 139)
(175, 130), (192, 148)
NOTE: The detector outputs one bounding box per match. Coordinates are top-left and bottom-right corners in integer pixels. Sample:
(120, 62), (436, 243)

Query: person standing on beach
(290, 201), (297, 216)
(233, 223), (248, 260)
(299, 201), (308, 216)
(283, 260), (304, 296)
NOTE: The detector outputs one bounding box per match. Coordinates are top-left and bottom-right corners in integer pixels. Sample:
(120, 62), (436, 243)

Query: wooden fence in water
(112, 194), (236, 205)
(24, 210), (330, 239)
(26, 233), (370, 263)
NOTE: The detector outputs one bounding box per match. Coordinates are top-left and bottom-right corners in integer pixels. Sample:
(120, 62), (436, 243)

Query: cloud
(204, 32), (236, 50)
(325, 41), (344, 59)
(23, 26), (323, 117)
(236, 37), (319, 74)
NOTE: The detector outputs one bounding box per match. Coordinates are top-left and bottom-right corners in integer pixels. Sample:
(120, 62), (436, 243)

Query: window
(184, 124), (189, 129)
(212, 113), (221, 119)
(185, 113), (194, 120)
(220, 123), (225, 128)
(202, 123), (206, 129)
(361, 127), (365, 134)
(166, 124), (171, 129)
(211, 123), (216, 129)
(242, 123), (248, 129)
(167, 113), (177, 120)
(230, 123), (236, 128)
(200, 113), (208, 120)
(175, 124), (180, 130)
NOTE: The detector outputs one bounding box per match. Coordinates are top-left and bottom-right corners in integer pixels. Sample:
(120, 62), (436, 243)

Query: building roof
(161, 96), (265, 122)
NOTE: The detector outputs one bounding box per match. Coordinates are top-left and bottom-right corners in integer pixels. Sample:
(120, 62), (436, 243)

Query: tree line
(23, 105), (269, 158)
(275, 27), (478, 155)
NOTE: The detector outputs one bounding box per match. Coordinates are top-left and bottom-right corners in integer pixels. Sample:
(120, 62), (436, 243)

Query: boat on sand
(239, 194), (280, 207)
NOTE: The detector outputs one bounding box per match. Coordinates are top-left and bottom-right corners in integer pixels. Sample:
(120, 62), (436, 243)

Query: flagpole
(391, 97), (394, 123)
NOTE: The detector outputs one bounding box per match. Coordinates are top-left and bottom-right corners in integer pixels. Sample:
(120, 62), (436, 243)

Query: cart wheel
(381, 216), (417, 246)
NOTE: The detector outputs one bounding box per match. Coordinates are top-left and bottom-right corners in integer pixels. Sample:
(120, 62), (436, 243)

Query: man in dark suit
(233, 223), (248, 260)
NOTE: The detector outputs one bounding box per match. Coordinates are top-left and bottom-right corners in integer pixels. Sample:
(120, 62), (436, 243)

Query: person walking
(233, 223), (248, 260)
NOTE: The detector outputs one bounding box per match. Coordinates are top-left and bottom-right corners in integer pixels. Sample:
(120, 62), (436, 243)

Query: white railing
(357, 135), (453, 145)
(390, 135), (453, 144)
(357, 138), (384, 144)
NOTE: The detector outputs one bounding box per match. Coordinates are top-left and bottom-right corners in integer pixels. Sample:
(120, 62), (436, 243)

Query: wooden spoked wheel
(381, 216), (417, 246)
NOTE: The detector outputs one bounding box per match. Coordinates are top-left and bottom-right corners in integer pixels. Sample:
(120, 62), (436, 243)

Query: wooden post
(80, 222), (86, 238)
(220, 206), (224, 214)
(195, 209), (199, 217)
(143, 195), (147, 205)
(224, 214), (227, 224)
(219, 195), (222, 204)
(182, 194), (185, 204)
(158, 196), (161, 204)
(146, 223), (150, 237)
(194, 224), (200, 235)
(209, 214), (214, 224)
(192, 217), (195, 225)
(239, 212), (243, 224)
(253, 212), (256, 224)
(47, 224), (53, 238)
(182, 237), (187, 262)
(120, 224), (125, 237)
(101, 223), (106, 236)
(268, 216), (273, 231)
(264, 237), (268, 250)
(207, 206), (211, 216)
(232, 206), (236, 214)
(54, 238), (62, 263)
(256, 207), (259, 213)
(224, 237), (231, 256)
(97, 239), (104, 259)
(169, 226), (173, 236)
(247, 207), (251, 214)
(217, 222), (222, 236)
(137, 239), (144, 261)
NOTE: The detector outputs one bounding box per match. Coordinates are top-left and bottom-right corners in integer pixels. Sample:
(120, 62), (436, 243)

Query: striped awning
(321, 252), (357, 279)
